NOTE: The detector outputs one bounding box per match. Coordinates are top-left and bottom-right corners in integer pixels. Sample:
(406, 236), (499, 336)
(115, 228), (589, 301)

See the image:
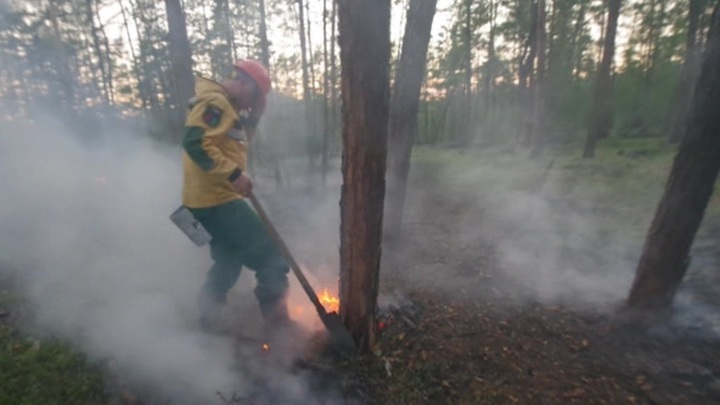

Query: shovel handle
(247, 193), (329, 316)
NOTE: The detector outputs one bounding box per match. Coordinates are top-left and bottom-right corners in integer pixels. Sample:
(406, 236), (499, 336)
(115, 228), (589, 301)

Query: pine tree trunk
(322, 0), (330, 184)
(330, 0), (338, 157)
(258, 0), (271, 68)
(86, 0), (110, 104)
(666, 0), (702, 143)
(626, 6), (720, 310)
(297, 0), (315, 172)
(529, 0), (547, 158)
(119, 0), (148, 110)
(165, 0), (195, 113)
(384, 0), (438, 242)
(518, 1), (538, 148)
(462, 0), (473, 144)
(338, 0), (391, 353)
(583, 0), (621, 158)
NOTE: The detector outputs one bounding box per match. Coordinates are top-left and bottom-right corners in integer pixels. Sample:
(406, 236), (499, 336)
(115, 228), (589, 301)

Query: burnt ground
(336, 160), (720, 405)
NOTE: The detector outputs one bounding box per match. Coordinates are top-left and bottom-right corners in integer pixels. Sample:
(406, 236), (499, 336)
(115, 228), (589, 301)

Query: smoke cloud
(0, 113), (341, 403)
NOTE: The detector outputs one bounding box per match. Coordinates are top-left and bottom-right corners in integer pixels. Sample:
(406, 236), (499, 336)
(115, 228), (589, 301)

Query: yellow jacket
(182, 77), (248, 208)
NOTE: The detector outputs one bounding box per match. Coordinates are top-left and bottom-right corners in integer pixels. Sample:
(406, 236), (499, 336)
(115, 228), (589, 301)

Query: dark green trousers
(190, 199), (289, 318)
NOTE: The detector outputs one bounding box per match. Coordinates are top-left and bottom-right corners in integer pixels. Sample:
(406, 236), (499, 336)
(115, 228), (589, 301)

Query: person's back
(182, 77), (247, 208)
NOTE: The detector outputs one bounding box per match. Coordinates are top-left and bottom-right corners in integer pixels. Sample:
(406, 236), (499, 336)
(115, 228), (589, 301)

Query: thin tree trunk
(338, 0), (391, 353)
(583, 0), (621, 158)
(322, 0), (330, 184)
(384, 0), (438, 242)
(529, 0), (547, 158)
(626, 5), (720, 310)
(258, 0), (271, 68)
(49, 2), (75, 112)
(571, 0), (588, 79)
(297, 0), (315, 172)
(119, 0), (147, 110)
(518, 1), (538, 148)
(330, 0), (338, 156)
(130, 0), (162, 110)
(666, 0), (702, 143)
(484, 0), (496, 123)
(462, 0), (473, 144)
(86, 0), (109, 104)
(306, 0), (316, 95)
(95, 3), (115, 104)
(165, 0), (195, 110)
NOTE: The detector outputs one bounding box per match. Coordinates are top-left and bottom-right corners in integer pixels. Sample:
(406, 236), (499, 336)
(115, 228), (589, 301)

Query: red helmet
(233, 60), (271, 104)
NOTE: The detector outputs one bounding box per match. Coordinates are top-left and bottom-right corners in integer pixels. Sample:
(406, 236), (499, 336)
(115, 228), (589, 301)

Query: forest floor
(3, 139), (720, 404)
(341, 140), (720, 404)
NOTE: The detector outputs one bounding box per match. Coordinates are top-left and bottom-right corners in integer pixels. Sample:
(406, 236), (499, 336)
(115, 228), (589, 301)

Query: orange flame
(319, 288), (340, 313)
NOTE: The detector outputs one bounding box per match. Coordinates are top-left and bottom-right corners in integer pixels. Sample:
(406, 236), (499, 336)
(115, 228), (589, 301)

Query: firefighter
(181, 60), (291, 334)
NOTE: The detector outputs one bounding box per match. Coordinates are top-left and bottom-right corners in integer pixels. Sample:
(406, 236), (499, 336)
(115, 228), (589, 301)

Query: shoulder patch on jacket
(202, 106), (223, 127)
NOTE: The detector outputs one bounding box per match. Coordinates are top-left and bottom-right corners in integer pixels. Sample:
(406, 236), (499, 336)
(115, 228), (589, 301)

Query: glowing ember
(262, 343), (270, 351)
(319, 288), (340, 313)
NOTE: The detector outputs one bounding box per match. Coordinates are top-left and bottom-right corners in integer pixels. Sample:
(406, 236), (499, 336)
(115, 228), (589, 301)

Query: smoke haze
(0, 113), (342, 403)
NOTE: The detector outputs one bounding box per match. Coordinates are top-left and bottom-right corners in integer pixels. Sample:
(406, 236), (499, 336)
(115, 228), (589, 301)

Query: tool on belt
(169, 205), (212, 246)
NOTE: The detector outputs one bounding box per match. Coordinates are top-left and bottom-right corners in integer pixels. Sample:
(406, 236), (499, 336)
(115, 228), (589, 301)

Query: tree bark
(338, 0), (391, 352)
(297, 0), (315, 171)
(119, 0), (148, 110)
(583, 0), (621, 158)
(322, 0), (330, 184)
(529, 0), (547, 158)
(518, 1), (538, 148)
(86, 0), (110, 104)
(165, 0), (195, 113)
(666, 0), (702, 143)
(258, 0), (271, 68)
(462, 0), (473, 144)
(384, 0), (438, 242)
(626, 5), (720, 310)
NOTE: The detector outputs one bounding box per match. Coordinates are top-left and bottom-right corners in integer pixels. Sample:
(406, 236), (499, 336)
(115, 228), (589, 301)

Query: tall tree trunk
(645, 0), (667, 86)
(130, 0), (163, 110)
(462, 0), (473, 144)
(258, 0), (271, 68)
(86, 0), (110, 104)
(626, 5), (720, 310)
(330, 0), (338, 156)
(48, 2), (75, 113)
(322, 0), (330, 184)
(583, 0), (621, 158)
(666, 0), (702, 143)
(119, 0), (148, 110)
(484, 0), (496, 123)
(384, 0), (438, 242)
(95, 3), (114, 104)
(165, 0), (195, 113)
(297, 0), (315, 172)
(529, 0), (547, 158)
(518, 1), (538, 148)
(338, 0), (391, 353)
(571, 0), (588, 78)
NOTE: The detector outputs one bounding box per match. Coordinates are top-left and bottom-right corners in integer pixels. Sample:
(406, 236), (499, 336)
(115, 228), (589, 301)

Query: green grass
(412, 137), (720, 244)
(0, 298), (107, 404)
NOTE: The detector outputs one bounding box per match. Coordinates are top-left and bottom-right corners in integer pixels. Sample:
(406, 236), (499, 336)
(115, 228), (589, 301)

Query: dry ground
(339, 153), (720, 405)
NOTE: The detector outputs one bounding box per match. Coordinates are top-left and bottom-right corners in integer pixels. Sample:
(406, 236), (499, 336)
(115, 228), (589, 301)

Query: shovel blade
(320, 312), (356, 357)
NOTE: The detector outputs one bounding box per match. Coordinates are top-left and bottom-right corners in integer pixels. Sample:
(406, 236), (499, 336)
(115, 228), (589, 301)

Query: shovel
(247, 193), (356, 357)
